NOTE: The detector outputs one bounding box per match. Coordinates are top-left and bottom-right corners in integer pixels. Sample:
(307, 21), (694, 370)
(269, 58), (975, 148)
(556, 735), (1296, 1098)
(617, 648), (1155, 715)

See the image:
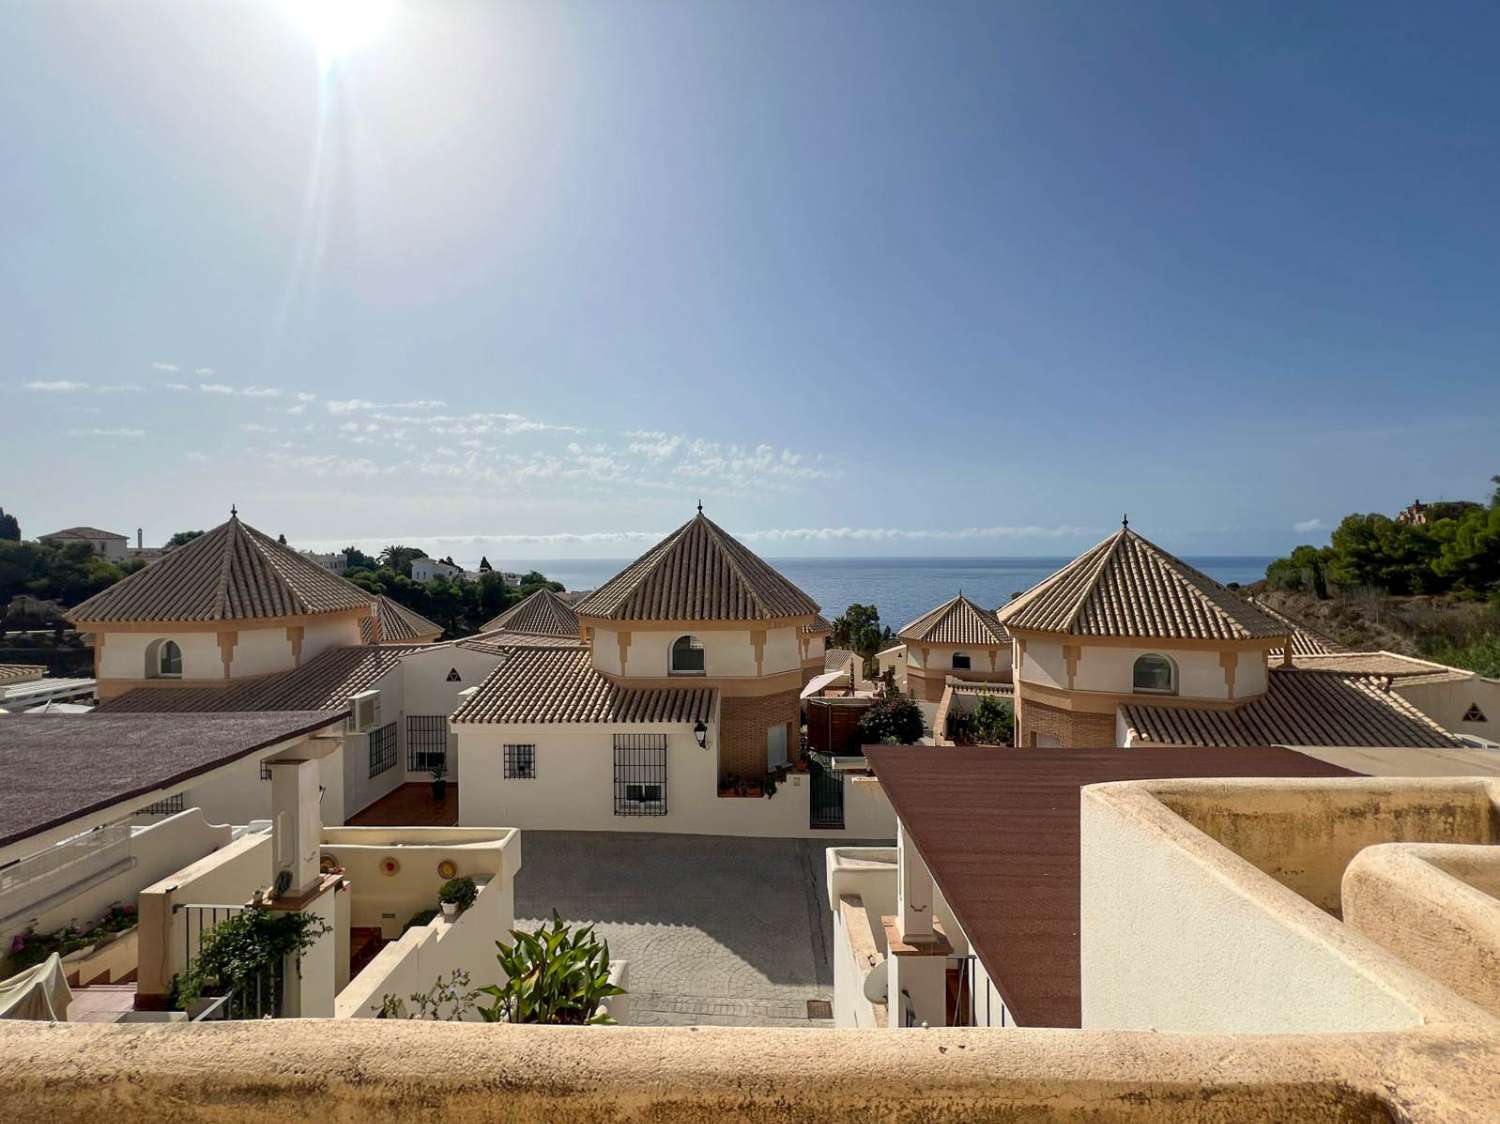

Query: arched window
(670, 635), (706, 675)
(951, 652), (972, 671)
(147, 639), (183, 678)
(1132, 653), (1175, 694)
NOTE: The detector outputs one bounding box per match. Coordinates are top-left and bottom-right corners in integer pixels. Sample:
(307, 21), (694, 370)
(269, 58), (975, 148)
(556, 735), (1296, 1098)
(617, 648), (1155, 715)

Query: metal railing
(946, 955), (1004, 1027)
(175, 902), (284, 1020)
(0, 820), (131, 924)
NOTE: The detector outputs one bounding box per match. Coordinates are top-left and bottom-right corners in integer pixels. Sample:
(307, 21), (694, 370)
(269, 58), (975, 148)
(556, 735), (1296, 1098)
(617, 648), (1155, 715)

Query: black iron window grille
(504, 744), (536, 779)
(406, 715), (448, 774)
(613, 733), (667, 816)
(260, 761), (273, 781)
(138, 793), (186, 816)
(368, 721), (398, 778)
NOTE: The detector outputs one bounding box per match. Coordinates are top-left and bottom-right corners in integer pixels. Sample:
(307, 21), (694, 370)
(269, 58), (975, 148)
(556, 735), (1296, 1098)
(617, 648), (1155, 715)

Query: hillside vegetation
(1257, 475), (1500, 676)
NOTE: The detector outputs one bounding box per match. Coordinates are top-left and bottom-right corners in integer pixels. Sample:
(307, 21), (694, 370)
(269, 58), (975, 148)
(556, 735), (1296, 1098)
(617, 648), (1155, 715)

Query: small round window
(670, 635), (705, 675)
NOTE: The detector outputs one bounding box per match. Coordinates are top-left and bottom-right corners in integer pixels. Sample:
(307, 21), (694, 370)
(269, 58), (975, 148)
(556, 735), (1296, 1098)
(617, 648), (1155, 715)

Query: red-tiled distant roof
(96, 645), (425, 713)
(802, 614), (834, 636)
(864, 745), (1357, 1029)
(574, 512), (820, 622)
(480, 588), (579, 636)
(997, 527), (1287, 641)
(0, 711), (343, 849)
(899, 594), (1010, 646)
(68, 514), (374, 624)
(452, 646), (715, 725)
(1120, 668), (1463, 749)
(460, 630), (587, 655)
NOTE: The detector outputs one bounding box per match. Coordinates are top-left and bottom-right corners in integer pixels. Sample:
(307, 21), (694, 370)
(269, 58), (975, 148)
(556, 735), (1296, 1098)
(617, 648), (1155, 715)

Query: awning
(800, 669), (849, 699)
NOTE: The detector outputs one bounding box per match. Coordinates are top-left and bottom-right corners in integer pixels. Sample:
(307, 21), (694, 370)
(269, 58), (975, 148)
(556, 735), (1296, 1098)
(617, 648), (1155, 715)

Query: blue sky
(2, 0), (1496, 565)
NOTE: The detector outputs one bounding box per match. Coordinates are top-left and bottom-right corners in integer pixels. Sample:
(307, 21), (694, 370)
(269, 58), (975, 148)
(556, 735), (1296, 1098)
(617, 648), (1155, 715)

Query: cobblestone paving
(514, 832), (877, 1027)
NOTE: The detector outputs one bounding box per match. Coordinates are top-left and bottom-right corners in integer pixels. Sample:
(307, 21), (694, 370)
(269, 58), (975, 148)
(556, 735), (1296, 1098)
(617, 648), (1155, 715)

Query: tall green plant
(174, 909), (329, 1010)
(478, 911), (624, 1025)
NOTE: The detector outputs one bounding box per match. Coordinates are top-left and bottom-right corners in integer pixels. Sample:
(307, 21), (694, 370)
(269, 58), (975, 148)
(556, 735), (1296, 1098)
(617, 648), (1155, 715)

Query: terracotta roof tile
(1250, 600), (1346, 658)
(899, 594), (1010, 646)
(0, 664), (47, 686)
(452, 646), (716, 725)
(480, 589), (579, 636)
(996, 527), (1287, 641)
(459, 630), (587, 654)
(1287, 652), (1468, 678)
(866, 745), (1356, 1028)
(1120, 668), (1463, 749)
(364, 596), (443, 643)
(802, 614), (834, 636)
(574, 513), (820, 622)
(96, 645), (424, 713)
(68, 515), (374, 624)
(39, 526), (127, 541)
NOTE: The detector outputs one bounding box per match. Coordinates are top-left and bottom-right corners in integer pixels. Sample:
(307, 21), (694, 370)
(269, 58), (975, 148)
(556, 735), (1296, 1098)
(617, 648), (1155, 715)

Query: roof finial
(1121, 512), (1129, 529)
(230, 503), (238, 518)
(696, 499), (703, 515)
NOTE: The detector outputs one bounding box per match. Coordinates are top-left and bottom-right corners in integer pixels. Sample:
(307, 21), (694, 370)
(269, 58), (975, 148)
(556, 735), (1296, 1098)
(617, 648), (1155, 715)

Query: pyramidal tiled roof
(365, 596), (443, 643)
(480, 588), (579, 636)
(68, 514), (375, 624)
(573, 512), (820, 622)
(996, 526), (1288, 642)
(899, 593), (1010, 646)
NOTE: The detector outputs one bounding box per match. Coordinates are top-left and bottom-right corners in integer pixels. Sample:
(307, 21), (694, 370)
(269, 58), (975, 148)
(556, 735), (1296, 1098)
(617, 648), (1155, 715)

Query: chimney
(137, 528), (143, 549)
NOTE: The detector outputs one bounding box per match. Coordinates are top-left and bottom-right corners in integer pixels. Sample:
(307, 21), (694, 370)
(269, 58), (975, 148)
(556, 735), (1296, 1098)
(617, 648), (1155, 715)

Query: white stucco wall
(1395, 676), (1500, 743)
(1079, 783), (1425, 1033)
(100, 631), (222, 681)
(590, 624), (800, 679)
(1020, 638), (1267, 701)
(456, 722), (896, 838)
(97, 615), (365, 685)
(907, 644), (1010, 675)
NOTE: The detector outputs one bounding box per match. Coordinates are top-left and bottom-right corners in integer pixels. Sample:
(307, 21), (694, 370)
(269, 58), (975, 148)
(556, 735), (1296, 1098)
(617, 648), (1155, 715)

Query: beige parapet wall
(1081, 777), (1500, 1034)
(0, 1021), (1498, 1122)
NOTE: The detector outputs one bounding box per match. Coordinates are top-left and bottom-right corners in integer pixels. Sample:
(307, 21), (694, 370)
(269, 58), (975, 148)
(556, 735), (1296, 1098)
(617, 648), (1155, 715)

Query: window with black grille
(504, 744), (536, 779)
(260, 761), (273, 781)
(613, 733), (667, 816)
(368, 722), (398, 778)
(138, 793), (186, 816)
(407, 715), (448, 773)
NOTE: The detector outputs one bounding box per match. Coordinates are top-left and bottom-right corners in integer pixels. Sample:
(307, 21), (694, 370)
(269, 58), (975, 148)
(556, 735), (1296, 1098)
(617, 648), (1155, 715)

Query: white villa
(452, 510), (894, 837)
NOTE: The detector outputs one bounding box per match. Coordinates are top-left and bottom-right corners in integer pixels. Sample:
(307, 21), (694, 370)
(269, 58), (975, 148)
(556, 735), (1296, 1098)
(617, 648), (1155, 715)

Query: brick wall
(719, 688), (800, 779)
(1018, 698), (1117, 748)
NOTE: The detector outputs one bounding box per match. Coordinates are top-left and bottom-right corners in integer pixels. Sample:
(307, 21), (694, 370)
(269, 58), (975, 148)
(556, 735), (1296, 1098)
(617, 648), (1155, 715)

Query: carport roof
(864, 744), (1357, 1029)
(0, 710), (343, 849)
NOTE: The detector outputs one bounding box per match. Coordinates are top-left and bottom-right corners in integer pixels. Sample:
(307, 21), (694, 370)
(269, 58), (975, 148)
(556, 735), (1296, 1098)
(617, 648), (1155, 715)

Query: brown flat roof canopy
(864, 744), (1358, 1029)
(0, 711), (343, 849)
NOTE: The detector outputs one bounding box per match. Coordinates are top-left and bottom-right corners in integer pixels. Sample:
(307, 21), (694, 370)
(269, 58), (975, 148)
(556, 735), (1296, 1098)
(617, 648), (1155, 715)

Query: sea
(526, 556), (1275, 632)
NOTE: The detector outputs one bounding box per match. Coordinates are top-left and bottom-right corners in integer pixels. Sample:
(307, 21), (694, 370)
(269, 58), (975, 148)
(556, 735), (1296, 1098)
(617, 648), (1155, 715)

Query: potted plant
(762, 774), (778, 799)
(429, 760), (447, 801)
(439, 876), (477, 919)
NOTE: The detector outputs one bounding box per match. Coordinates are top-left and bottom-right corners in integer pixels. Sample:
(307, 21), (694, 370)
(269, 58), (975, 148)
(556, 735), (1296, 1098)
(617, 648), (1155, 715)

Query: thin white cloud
(151, 362), (179, 372)
(97, 382), (141, 393)
(194, 367), (215, 376)
(240, 423), (278, 433)
(740, 524), (1095, 543)
(165, 382), (192, 391)
(295, 392), (317, 403)
(326, 398), (446, 414)
(1293, 518), (1327, 533)
(185, 451), (210, 463)
(242, 386), (281, 398)
(69, 427), (145, 437)
(285, 404), (307, 416)
(24, 380), (89, 392)
(200, 383), (235, 394)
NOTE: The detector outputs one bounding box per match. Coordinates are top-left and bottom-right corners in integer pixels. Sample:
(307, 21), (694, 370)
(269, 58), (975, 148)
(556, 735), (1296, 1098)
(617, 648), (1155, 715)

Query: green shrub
(478, 911), (624, 1025)
(439, 876), (477, 912)
(6, 902), (137, 972)
(402, 908), (440, 933)
(173, 909), (329, 1010)
(970, 695), (1015, 745)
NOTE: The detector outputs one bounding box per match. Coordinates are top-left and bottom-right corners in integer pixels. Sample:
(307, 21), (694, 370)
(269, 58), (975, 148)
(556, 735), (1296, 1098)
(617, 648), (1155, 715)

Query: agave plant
(478, 911), (625, 1025)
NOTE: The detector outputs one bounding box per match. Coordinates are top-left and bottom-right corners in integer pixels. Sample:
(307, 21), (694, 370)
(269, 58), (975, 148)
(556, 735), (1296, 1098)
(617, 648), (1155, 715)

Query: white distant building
(38, 526), (128, 562)
(298, 549), (348, 575)
(412, 557), (466, 583)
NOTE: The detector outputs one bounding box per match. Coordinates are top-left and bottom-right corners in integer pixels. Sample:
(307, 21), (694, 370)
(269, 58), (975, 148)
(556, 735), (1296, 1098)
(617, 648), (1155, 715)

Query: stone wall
(719, 689), (800, 778)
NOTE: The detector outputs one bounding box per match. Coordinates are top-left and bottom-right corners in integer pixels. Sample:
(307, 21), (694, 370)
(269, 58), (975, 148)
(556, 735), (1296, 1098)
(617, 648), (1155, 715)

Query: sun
(281, 0), (394, 59)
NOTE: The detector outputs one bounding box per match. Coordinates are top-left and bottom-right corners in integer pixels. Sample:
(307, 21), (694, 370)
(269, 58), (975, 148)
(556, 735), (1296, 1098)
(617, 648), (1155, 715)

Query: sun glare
(281, 0), (394, 59)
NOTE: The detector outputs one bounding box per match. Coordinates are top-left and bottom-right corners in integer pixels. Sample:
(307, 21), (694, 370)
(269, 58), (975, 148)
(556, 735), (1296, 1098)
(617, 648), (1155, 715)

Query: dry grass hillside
(1251, 587), (1500, 674)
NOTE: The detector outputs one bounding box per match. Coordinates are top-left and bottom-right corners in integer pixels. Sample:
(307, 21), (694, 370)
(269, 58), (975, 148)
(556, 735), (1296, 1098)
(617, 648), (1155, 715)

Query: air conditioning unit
(347, 689), (381, 734)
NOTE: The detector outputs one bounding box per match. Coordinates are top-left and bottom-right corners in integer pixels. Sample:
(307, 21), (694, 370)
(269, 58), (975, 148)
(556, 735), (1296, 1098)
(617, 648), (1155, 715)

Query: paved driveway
(513, 832), (867, 1026)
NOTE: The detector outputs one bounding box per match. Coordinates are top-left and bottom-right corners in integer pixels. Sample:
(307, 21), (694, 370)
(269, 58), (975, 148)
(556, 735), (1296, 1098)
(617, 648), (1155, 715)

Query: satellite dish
(274, 868), (294, 898)
(862, 961), (888, 1004)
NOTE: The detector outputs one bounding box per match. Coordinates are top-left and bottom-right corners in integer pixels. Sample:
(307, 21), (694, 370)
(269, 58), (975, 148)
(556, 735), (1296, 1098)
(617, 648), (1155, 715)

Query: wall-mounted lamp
(693, 719), (709, 750)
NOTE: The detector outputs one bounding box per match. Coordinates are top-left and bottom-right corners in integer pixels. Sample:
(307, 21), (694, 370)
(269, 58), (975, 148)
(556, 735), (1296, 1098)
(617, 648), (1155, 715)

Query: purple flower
(10, 933), (28, 953)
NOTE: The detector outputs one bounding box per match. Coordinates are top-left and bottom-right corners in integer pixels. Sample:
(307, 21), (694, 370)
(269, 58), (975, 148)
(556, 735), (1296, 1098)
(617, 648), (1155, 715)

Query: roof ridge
(695, 515), (765, 616)
(1061, 527), (1127, 634)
